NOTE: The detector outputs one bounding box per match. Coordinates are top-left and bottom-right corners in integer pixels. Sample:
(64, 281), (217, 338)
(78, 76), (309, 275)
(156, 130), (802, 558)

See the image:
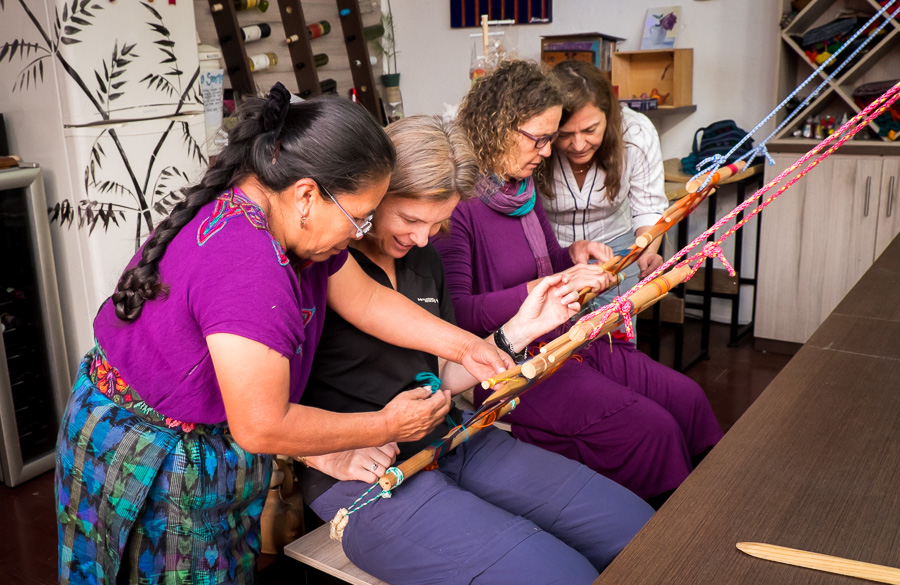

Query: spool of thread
(339, 8), (350, 16)
(314, 53), (328, 67)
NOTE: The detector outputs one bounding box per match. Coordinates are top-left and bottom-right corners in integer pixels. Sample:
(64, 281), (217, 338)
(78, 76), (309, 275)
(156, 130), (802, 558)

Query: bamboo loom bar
(574, 178), (721, 304)
(481, 364), (523, 389)
(378, 398), (519, 491)
(685, 160), (746, 194)
(570, 264), (692, 342)
(633, 188), (715, 248)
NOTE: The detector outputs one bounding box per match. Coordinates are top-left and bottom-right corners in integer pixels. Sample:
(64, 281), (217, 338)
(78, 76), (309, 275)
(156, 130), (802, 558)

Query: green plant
(370, 3), (398, 74)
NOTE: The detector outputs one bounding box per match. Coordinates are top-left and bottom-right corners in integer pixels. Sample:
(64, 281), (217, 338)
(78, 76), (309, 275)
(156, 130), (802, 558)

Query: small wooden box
(612, 48), (693, 108)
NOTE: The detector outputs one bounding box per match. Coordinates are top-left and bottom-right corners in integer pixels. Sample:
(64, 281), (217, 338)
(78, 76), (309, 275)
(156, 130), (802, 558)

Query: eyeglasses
(517, 128), (559, 149)
(316, 181), (373, 239)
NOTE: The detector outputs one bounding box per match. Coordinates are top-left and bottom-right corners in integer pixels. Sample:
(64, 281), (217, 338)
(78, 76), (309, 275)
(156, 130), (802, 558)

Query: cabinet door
(874, 158), (900, 259)
(756, 154), (808, 343)
(756, 155), (881, 343)
(817, 156), (882, 325)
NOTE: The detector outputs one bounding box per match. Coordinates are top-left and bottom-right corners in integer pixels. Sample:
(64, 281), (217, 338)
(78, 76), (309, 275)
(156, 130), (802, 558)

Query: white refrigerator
(0, 0), (208, 372)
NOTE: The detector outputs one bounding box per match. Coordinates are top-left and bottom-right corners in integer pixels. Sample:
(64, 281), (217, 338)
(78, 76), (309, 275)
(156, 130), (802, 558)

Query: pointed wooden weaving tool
(737, 542), (900, 585)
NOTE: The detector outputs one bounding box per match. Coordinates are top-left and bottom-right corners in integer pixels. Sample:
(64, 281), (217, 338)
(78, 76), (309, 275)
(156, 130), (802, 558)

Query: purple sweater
(432, 195), (573, 338)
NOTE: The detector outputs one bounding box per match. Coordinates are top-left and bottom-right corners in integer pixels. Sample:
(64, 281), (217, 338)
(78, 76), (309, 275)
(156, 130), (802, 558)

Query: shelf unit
(770, 0), (900, 153)
(198, 0), (384, 121)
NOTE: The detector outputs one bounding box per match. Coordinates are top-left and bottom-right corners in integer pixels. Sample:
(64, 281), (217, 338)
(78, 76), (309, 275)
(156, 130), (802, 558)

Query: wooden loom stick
(574, 183), (718, 306)
(737, 542), (900, 585)
(685, 160), (747, 194)
(484, 266), (686, 404)
(570, 264), (691, 342)
(481, 15), (489, 58)
(378, 398), (519, 491)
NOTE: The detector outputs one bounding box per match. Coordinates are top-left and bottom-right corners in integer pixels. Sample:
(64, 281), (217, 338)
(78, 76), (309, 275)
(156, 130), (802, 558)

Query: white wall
(390, 0), (782, 161)
(391, 0), (783, 324)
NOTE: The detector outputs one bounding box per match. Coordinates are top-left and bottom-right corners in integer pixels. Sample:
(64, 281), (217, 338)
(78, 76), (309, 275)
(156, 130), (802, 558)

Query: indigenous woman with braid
(433, 61), (723, 508)
(54, 84), (511, 584)
(297, 115), (653, 585)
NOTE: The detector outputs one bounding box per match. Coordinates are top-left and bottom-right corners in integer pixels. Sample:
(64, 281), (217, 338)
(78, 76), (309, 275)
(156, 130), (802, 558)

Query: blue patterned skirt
(55, 347), (272, 584)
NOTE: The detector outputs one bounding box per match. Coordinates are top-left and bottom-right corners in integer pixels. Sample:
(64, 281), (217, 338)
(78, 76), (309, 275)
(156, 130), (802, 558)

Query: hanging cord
(581, 79), (900, 340)
(690, 0), (900, 193)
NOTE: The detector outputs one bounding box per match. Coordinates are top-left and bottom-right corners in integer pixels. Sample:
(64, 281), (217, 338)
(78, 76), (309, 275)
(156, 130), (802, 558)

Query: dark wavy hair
(111, 88), (395, 322)
(540, 60), (624, 202)
(456, 60), (563, 178)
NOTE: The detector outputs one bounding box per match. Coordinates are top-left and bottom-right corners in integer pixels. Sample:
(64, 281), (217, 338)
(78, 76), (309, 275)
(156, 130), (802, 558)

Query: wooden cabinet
(756, 153), (900, 343)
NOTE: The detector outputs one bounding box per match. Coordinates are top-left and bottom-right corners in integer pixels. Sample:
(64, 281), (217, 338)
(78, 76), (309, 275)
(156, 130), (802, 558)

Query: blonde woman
(298, 115), (653, 585)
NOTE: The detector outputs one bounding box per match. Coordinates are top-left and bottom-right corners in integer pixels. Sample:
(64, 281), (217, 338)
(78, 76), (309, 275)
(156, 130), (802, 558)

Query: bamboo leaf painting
(2, 0), (204, 248)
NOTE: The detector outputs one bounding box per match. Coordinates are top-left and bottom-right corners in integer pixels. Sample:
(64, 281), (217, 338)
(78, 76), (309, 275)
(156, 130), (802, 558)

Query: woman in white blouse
(540, 59), (667, 309)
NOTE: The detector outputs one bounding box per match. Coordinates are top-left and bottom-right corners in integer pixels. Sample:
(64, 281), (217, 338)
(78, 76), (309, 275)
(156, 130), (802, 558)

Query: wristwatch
(494, 326), (526, 364)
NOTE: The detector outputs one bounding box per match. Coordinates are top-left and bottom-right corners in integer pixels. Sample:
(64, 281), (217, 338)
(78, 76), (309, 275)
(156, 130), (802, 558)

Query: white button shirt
(544, 105), (667, 247)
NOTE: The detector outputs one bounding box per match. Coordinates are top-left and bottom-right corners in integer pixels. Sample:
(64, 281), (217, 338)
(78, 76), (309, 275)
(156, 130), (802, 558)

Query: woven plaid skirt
(55, 346), (272, 584)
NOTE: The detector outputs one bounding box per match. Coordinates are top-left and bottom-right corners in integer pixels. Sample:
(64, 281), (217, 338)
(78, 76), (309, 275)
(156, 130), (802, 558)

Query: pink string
(577, 79), (900, 341)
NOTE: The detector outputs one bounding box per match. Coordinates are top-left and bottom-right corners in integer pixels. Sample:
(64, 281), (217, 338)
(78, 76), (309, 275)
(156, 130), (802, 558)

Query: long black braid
(111, 83), (395, 322)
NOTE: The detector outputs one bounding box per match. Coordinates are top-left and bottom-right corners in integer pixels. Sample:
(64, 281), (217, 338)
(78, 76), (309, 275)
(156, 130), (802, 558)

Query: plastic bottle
(240, 23), (271, 43)
(248, 52), (277, 72)
(802, 116), (814, 139)
(234, 0), (268, 13)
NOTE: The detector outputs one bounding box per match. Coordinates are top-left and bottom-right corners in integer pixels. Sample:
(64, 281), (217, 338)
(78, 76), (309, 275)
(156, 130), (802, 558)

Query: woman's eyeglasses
(517, 128), (559, 149)
(316, 181), (373, 239)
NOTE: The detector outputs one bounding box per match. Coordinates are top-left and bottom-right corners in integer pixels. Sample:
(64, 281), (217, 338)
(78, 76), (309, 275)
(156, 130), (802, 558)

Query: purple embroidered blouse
(93, 189), (347, 424)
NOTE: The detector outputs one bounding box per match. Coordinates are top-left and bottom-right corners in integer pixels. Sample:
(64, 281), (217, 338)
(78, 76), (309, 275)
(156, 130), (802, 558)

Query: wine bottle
(234, 0), (269, 12)
(308, 20), (331, 39)
(363, 23), (384, 41)
(314, 53), (328, 68)
(240, 23), (271, 43)
(248, 52), (277, 72)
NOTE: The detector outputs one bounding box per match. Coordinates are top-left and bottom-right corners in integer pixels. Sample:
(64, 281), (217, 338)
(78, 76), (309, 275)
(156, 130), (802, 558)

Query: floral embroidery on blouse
(197, 187), (289, 266)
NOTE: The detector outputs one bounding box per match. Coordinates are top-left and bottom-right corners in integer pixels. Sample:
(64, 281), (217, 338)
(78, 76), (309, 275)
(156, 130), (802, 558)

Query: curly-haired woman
(54, 84), (511, 585)
(433, 61), (723, 507)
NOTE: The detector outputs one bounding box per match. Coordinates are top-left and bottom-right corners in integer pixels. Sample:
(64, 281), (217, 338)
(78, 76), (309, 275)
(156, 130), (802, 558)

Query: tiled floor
(0, 322), (793, 584)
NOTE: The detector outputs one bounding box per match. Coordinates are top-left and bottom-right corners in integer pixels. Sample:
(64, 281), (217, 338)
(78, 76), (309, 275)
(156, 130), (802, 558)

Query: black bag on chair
(681, 120), (755, 173)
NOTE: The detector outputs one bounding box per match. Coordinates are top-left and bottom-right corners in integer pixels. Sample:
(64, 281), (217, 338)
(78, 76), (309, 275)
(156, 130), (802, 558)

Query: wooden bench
(284, 524), (388, 585)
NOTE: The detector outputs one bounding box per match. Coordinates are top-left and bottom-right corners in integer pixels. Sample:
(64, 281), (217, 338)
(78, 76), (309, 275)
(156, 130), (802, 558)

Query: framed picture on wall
(450, 0), (552, 28)
(641, 6), (680, 49)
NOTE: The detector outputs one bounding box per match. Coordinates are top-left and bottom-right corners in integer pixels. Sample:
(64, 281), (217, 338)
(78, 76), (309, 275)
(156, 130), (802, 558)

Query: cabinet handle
(888, 176), (895, 219)
(864, 176), (871, 217)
